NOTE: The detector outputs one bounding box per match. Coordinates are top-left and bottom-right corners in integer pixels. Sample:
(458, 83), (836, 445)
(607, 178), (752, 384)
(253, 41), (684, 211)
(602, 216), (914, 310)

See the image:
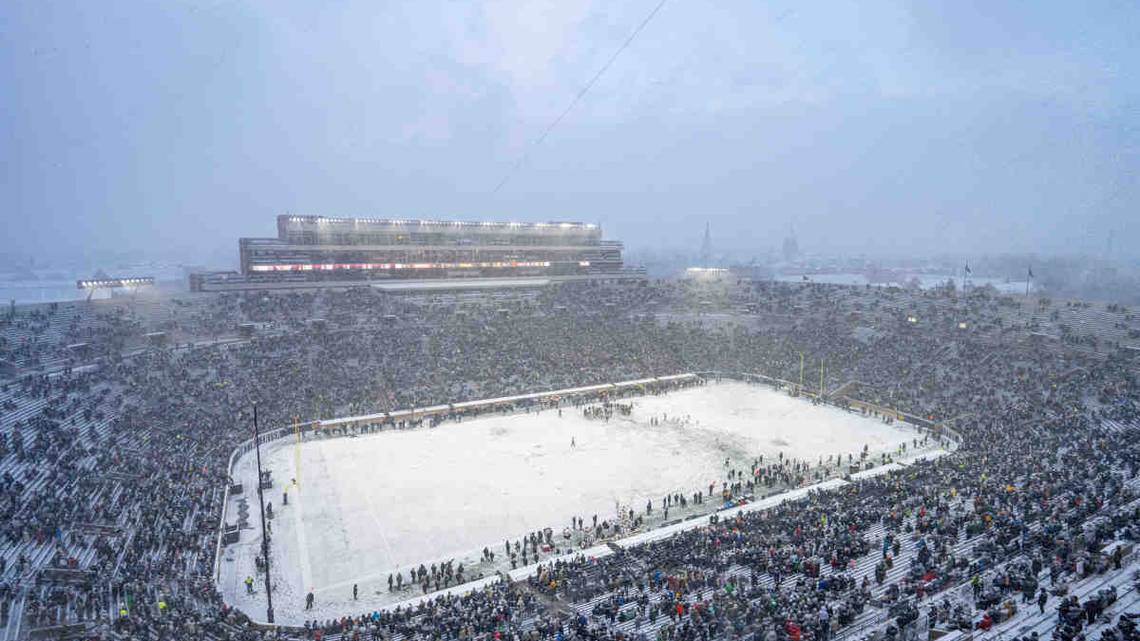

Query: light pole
(252, 404), (275, 623)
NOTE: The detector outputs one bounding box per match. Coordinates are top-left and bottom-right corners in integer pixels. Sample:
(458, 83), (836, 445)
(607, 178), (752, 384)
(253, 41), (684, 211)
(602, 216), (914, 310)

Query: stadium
(7, 0), (1140, 639)
(189, 216), (640, 293)
(1, 264), (1138, 641)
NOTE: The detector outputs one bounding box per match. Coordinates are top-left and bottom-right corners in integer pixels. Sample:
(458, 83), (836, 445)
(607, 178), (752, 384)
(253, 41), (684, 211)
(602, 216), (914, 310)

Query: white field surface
(218, 381), (930, 624)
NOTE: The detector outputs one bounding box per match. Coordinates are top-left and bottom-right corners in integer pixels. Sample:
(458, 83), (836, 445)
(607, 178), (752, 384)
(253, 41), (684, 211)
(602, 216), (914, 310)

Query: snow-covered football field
(218, 380), (928, 624)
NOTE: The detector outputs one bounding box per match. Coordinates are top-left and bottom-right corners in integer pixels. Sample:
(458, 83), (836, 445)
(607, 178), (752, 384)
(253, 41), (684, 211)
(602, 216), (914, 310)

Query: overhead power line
(492, 0), (671, 194)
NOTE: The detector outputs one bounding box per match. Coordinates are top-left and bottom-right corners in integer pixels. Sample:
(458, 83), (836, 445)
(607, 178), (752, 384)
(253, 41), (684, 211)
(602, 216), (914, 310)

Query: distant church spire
(783, 223), (800, 263)
(700, 222), (712, 268)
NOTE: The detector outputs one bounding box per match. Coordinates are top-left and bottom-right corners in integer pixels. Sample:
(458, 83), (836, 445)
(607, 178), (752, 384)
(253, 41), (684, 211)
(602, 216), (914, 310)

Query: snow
(218, 380), (929, 625)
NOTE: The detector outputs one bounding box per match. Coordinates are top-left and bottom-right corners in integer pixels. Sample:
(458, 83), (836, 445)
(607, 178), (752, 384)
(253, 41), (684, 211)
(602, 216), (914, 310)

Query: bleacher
(1, 282), (1139, 641)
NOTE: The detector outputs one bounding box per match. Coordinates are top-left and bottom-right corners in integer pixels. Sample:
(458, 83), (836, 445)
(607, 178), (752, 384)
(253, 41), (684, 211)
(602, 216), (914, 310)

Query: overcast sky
(2, 0), (1137, 267)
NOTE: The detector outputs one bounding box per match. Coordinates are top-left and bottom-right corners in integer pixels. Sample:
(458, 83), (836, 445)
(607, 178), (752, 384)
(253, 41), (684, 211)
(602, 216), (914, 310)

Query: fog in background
(2, 1), (1138, 274)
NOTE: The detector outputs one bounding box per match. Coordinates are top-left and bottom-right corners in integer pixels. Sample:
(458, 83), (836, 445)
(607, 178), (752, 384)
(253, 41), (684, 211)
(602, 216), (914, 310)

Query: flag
(802, 275), (810, 281)
(964, 263), (972, 276)
(1027, 266), (1034, 279)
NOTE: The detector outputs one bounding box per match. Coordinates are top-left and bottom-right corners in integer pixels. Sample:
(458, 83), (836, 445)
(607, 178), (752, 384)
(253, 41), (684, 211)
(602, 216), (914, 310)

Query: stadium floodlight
(958, 321), (968, 329)
(907, 315), (918, 324)
(77, 276), (155, 290)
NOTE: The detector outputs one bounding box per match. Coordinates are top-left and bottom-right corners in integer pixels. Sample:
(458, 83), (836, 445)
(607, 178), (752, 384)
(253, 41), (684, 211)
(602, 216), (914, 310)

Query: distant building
(782, 232), (800, 263)
(700, 222), (712, 268)
(191, 215), (641, 292)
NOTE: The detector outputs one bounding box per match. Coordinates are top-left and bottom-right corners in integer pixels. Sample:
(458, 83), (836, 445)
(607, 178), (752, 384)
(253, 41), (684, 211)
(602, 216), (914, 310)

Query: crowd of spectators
(0, 279), (1137, 641)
